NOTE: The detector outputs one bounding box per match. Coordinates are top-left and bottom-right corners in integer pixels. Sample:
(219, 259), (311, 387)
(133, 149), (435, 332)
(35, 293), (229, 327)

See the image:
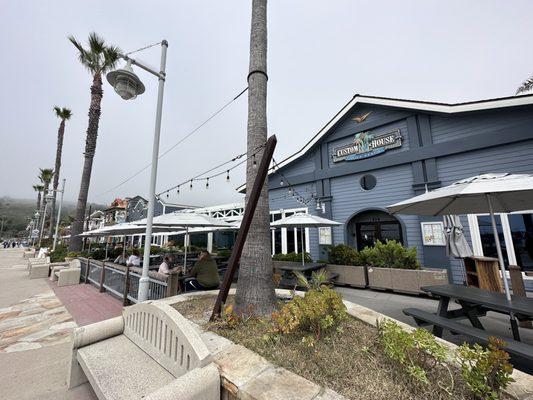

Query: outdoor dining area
(387, 173), (533, 370)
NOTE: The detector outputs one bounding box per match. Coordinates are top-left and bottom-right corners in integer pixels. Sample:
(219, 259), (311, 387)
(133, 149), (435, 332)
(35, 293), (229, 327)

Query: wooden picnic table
(408, 284), (533, 342)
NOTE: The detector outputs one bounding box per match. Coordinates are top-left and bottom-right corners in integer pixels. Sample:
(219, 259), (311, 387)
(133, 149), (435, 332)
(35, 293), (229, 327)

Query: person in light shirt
(126, 249), (141, 267)
(158, 256), (171, 274)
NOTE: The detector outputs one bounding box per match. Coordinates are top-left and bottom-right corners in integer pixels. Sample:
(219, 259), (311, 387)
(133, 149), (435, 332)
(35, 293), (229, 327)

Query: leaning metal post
(211, 135), (277, 320)
(138, 40), (168, 302)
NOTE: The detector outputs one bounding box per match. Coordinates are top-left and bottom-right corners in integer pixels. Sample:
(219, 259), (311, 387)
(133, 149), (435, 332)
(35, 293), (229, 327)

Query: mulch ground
(173, 295), (503, 400)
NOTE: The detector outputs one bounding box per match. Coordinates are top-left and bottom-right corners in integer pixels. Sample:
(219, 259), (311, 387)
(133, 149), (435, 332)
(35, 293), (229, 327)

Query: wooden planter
(368, 267), (448, 294)
(326, 264), (367, 288)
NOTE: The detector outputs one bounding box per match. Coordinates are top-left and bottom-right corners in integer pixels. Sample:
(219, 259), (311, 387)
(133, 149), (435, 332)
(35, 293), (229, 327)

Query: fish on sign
(332, 129), (403, 162)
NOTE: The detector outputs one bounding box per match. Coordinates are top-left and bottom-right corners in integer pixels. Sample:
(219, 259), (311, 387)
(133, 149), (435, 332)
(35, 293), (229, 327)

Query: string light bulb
(189, 180), (193, 190)
(166, 191), (169, 199)
(280, 178), (284, 186)
(316, 200), (321, 211)
(252, 154), (257, 168)
(177, 186), (180, 195)
(205, 178), (209, 189)
(226, 170), (230, 182)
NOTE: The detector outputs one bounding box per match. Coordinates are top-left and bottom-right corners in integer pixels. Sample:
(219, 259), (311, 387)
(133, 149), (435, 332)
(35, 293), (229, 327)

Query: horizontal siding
(431, 108), (533, 144)
(329, 164), (424, 263)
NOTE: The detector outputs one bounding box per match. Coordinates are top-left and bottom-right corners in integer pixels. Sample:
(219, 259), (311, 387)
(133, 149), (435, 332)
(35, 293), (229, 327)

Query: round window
(360, 174), (377, 191)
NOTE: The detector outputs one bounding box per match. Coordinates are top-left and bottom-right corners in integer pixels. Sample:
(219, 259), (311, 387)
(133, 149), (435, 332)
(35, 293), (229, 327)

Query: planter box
(326, 264), (367, 288)
(368, 267), (448, 294)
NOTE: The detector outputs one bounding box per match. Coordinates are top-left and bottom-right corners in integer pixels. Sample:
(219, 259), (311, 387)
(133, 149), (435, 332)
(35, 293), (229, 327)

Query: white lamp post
(107, 40), (168, 302)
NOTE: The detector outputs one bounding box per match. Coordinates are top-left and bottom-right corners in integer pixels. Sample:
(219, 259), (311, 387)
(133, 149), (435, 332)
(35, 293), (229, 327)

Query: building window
(270, 208), (308, 255)
(477, 215), (509, 266)
(360, 174), (377, 191)
(508, 213), (533, 271)
(421, 222), (446, 246)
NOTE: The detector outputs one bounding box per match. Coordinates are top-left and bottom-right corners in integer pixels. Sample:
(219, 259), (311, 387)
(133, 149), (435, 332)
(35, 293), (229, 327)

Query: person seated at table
(126, 249), (141, 267)
(158, 256), (172, 274)
(184, 251), (220, 291)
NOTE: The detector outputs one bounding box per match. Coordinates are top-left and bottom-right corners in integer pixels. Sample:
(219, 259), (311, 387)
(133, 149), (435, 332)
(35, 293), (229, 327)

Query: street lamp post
(107, 40), (168, 302)
(52, 179), (66, 252)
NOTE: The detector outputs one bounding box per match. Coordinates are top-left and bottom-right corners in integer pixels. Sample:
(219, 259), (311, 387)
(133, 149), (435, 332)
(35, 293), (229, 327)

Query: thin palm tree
(39, 168), (54, 232)
(67, 33), (120, 251)
(516, 75), (533, 95)
(33, 184), (44, 212)
(235, 0), (276, 316)
(48, 106), (72, 236)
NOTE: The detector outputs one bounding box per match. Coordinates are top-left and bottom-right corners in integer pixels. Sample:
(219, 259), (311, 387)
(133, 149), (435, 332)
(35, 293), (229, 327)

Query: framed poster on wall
(421, 221), (446, 246)
(318, 227), (332, 245)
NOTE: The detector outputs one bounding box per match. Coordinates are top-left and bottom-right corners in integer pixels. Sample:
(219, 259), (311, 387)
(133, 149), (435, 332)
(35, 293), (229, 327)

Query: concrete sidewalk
(0, 249), (97, 400)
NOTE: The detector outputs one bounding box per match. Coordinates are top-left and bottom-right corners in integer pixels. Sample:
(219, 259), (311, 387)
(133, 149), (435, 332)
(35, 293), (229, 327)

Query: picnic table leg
(458, 301), (485, 330)
(433, 296), (450, 337)
(510, 312), (521, 341)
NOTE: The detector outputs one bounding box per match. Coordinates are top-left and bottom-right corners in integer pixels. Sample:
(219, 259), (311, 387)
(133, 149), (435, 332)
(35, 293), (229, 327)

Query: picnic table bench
(403, 284), (533, 364)
(68, 301), (220, 400)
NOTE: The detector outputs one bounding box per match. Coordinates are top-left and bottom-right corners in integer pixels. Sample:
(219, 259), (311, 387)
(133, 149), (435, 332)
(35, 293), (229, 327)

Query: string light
(166, 191), (169, 199)
(177, 185), (180, 195)
(205, 178), (209, 189)
(252, 154), (257, 168)
(226, 170), (230, 182)
(279, 178), (284, 186)
(189, 180), (193, 190)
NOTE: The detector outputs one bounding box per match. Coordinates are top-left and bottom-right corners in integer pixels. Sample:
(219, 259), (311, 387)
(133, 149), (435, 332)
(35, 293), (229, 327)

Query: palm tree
(48, 106), (72, 236)
(39, 168), (54, 232)
(33, 184), (44, 212)
(235, 0), (276, 316)
(67, 33), (120, 251)
(516, 75), (533, 95)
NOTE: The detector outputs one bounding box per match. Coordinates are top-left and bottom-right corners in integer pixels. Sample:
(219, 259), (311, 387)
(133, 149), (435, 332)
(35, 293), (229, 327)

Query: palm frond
(516, 75), (533, 95)
(102, 46), (121, 73)
(32, 185), (44, 192)
(293, 271), (310, 289)
(39, 168), (54, 184)
(88, 32), (105, 55)
(61, 108), (72, 120)
(53, 106), (61, 117)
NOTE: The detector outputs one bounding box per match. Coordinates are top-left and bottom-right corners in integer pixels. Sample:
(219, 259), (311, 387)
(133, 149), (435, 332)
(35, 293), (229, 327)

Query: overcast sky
(1, 0), (532, 208)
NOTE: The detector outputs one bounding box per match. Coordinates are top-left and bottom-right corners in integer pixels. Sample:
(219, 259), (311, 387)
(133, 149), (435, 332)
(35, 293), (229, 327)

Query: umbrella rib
(434, 196), (458, 216)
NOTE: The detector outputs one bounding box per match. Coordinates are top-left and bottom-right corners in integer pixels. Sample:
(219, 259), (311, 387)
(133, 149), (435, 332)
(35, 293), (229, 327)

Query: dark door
(355, 221), (403, 251)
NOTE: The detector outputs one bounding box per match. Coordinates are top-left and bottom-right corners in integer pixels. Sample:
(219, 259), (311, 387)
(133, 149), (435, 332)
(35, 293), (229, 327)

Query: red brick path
(48, 281), (123, 326)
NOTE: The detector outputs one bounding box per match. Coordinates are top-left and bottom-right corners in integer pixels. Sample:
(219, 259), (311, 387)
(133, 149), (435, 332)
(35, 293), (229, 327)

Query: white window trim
(467, 212), (518, 265)
(420, 221), (446, 246)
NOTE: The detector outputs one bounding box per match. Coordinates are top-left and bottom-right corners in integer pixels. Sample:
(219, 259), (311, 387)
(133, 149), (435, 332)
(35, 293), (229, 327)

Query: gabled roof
(237, 93), (533, 192)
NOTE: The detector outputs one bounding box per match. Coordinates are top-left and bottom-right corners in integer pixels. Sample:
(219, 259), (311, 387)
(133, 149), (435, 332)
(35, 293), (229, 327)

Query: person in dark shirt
(184, 251), (220, 291)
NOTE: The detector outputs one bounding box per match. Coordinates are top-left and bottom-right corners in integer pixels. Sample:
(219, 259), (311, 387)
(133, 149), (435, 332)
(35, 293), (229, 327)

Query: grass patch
(173, 295), (504, 400)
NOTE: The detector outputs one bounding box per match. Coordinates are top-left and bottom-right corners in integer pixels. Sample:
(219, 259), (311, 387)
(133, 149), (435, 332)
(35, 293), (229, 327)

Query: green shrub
(66, 251), (80, 258)
(457, 337), (514, 400)
(328, 244), (363, 265)
(377, 319), (448, 385)
(272, 252), (312, 263)
(272, 275), (347, 340)
(50, 245), (68, 262)
(361, 240), (420, 269)
(90, 248), (106, 260)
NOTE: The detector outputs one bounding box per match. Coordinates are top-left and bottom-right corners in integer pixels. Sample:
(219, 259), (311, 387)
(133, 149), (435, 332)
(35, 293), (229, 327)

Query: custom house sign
(331, 129), (403, 162)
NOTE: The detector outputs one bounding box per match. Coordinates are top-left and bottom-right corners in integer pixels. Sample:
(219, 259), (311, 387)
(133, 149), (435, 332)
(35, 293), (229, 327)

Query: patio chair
(50, 259), (82, 287)
(28, 257), (51, 279)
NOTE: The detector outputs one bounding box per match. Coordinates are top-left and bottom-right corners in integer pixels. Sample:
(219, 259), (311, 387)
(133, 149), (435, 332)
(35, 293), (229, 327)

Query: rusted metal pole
(211, 135), (277, 320)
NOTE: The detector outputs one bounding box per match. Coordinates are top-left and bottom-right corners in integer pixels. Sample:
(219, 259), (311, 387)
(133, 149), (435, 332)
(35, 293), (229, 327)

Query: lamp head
(106, 60), (145, 100)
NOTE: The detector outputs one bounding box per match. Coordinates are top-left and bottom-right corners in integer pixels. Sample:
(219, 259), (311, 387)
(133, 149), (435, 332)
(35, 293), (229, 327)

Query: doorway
(347, 210), (404, 251)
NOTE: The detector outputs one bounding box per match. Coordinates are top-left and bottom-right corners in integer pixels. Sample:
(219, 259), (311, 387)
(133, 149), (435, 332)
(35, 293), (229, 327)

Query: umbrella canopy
(387, 173), (533, 339)
(443, 215), (473, 259)
(387, 173), (533, 216)
(79, 223), (174, 237)
(270, 213), (342, 228)
(135, 212), (233, 228)
(270, 213), (342, 265)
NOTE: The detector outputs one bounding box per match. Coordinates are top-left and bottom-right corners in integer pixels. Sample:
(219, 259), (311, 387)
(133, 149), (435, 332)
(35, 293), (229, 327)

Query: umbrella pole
(105, 237), (109, 260)
(486, 194), (520, 340)
(183, 227), (189, 271)
(301, 227), (305, 266)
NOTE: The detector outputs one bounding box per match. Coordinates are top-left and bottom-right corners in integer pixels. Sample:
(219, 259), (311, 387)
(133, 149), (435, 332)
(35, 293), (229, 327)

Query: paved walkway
(0, 249), (103, 400)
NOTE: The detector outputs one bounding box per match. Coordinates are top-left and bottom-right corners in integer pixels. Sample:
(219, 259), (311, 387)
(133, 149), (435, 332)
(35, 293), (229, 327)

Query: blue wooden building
(265, 94), (533, 286)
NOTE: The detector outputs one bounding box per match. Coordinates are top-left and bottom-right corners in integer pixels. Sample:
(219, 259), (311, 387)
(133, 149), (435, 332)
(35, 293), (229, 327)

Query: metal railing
(80, 258), (171, 304)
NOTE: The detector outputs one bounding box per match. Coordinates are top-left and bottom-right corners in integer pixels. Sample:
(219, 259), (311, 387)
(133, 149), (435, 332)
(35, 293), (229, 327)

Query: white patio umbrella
(387, 173), (533, 339)
(271, 213), (342, 265)
(135, 212), (233, 268)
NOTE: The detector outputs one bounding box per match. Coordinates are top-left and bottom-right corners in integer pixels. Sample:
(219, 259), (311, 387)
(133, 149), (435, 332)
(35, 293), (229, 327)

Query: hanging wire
(94, 87), (249, 198)
(271, 157), (317, 206)
(125, 41), (163, 56)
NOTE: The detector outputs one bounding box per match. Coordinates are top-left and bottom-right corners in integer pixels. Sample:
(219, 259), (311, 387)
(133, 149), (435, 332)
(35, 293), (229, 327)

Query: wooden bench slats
(403, 308), (533, 361)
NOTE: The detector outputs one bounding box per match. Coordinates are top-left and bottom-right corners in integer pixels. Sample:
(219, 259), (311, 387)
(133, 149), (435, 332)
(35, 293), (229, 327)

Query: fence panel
(103, 265), (126, 299)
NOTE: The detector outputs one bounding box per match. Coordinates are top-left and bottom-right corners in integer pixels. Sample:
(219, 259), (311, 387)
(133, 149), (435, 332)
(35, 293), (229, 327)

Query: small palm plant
(516, 75), (533, 95)
(293, 268), (330, 291)
(67, 33), (121, 251)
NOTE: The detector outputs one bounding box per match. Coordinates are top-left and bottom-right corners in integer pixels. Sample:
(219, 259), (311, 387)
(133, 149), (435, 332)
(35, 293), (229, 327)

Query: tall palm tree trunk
(36, 191), (42, 213)
(48, 120), (65, 236)
(69, 74), (103, 251)
(235, 0), (276, 316)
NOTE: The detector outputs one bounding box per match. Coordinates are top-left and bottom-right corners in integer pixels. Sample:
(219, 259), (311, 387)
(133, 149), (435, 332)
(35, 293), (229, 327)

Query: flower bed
(167, 290), (532, 400)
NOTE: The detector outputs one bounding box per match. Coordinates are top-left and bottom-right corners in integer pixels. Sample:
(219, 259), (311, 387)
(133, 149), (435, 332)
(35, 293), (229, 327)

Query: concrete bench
(50, 259), (81, 286)
(28, 257), (50, 279)
(68, 301), (220, 400)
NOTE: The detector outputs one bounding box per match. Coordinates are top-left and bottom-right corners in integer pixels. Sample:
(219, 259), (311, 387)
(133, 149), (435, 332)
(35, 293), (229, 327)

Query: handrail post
(99, 261), (106, 293)
(84, 257), (91, 284)
(166, 271), (178, 298)
(123, 265), (130, 306)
